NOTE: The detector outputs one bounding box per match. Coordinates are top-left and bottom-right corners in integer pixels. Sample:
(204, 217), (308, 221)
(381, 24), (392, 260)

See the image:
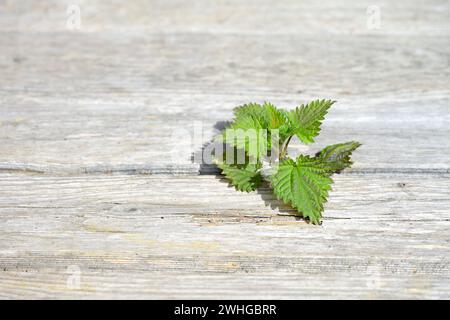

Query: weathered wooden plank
(1, 92), (449, 173)
(1, 4), (449, 173)
(0, 173), (449, 299)
(3, 31), (449, 97)
(1, 271), (448, 300)
(1, 0), (449, 36)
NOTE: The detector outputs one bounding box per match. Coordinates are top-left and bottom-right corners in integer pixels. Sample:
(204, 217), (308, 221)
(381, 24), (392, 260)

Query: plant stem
(280, 135), (293, 160)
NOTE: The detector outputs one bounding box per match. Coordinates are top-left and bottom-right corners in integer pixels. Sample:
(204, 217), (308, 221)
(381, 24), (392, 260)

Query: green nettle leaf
(217, 161), (262, 192)
(270, 156), (333, 224)
(220, 102), (284, 161)
(286, 99), (335, 144)
(263, 102), (291, 142)
(233, 103), (266, 120)
(213, 99), (360, 224)
(316, 141), (362, 173)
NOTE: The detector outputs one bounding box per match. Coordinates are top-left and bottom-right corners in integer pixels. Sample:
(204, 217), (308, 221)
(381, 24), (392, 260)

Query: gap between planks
(1, 163), (450, 176)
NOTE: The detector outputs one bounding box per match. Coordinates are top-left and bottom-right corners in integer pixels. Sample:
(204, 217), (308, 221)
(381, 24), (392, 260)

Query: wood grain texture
(1, 0), (449, 35)
(0, 0), (449, 299)
(1, 1), (449, 172)
(1, 32), (449, 171)
(0, 173), (449, 299)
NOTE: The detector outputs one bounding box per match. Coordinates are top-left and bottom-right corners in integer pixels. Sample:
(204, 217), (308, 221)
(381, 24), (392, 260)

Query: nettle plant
(213, 99), (360, 225)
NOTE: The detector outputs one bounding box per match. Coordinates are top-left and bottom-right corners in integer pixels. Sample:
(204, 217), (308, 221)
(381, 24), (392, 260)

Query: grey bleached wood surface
(0, 0), (449, 299)
(0, 173), (449, 299)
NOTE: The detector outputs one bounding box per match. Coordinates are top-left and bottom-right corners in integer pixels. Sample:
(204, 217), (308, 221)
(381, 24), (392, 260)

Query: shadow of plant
(191, 121), (231, 175)
(192, 121), (303, 220)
